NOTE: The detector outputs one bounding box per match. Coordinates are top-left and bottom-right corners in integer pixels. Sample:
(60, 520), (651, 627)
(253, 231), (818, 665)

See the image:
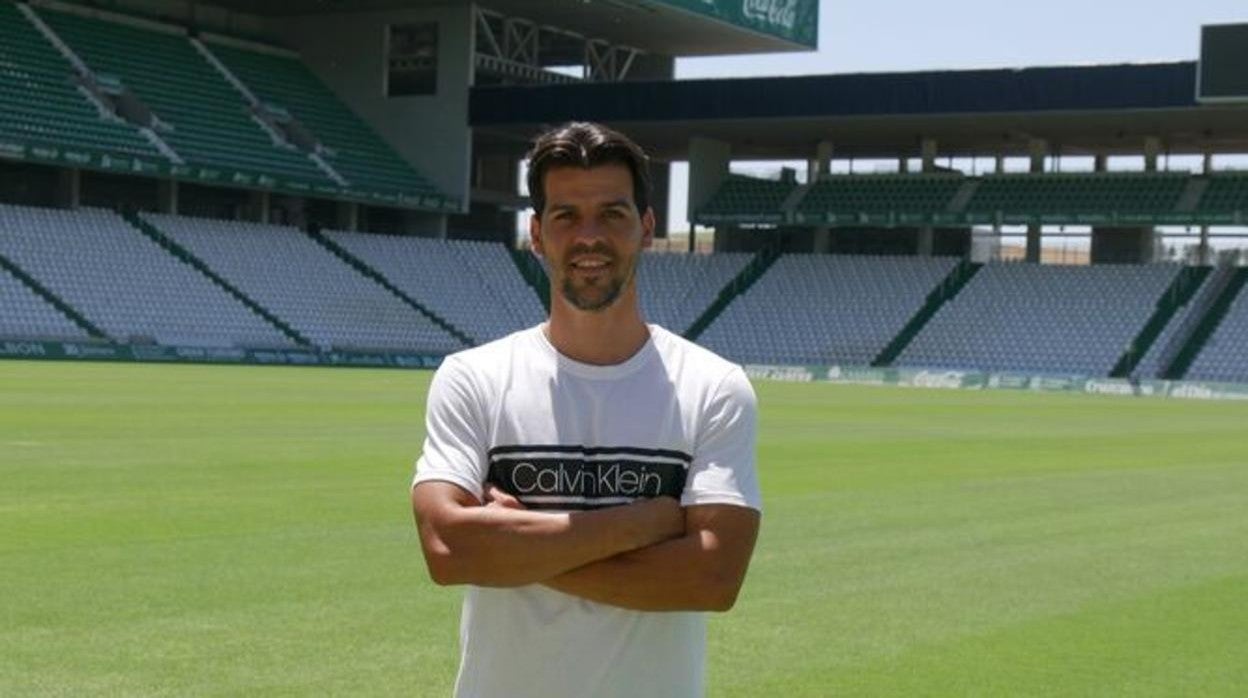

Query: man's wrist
(620, 496), (684, 549)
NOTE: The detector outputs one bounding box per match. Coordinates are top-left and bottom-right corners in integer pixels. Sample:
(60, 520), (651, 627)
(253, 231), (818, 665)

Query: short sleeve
(412, 356), (488, 500)
(682, 366), (761, 511)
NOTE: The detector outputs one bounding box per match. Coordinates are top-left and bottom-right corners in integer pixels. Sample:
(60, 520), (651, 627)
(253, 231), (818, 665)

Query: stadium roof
(471, 62), (1248, 160)
(200, 0), (814, 55)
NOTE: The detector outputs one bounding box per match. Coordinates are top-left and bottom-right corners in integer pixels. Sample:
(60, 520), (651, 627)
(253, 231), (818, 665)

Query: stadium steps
(204, 38), (452, 207)
(1164, 267), (1248, 379)
(1175, 177), (1208, 212)
(38, 7), (327, 184)
(120, 211), (313, 347)
(1133, 269), (1219, 379)
(303, 230), (476, 347)
(947, 179), (980, 212)
(779, 182), (812, 214)
(684, 238), (784, 342)
(0, 2), (160, 160)
(506, 245), (551, 314)
(871, 260), (981, 367)
(1110, 265), (1211, 378)
(0, 251), (110, 341)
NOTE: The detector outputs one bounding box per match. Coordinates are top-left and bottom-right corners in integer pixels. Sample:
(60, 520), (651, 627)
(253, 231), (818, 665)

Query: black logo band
(488, 445), (690, 511)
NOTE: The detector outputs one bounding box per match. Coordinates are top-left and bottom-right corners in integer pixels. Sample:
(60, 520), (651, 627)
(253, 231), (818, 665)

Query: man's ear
(529, 211), (543, 257)
(641, 207), (655, 249)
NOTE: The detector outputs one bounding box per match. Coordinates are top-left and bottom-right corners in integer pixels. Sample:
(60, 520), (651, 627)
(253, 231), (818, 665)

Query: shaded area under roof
(471, 62), (1248, 159)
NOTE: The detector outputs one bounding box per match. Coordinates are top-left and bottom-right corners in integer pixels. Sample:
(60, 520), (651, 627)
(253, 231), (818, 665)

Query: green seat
(207, 40), (452, 205)
(38, 6), (331, 188)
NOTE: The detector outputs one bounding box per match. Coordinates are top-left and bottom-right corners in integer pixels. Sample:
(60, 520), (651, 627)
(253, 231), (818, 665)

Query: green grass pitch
(2, 360), (1246, 696)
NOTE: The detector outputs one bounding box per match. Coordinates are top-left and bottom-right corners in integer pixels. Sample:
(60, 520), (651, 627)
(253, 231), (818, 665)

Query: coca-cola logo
(742, 0), (799, 31)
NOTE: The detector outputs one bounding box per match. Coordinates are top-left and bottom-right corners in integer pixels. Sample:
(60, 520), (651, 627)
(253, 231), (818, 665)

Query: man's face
(531, 163), (654, 313)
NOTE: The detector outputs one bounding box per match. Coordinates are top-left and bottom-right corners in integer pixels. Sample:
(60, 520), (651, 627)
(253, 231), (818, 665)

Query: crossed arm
(411, 481), (760, 611)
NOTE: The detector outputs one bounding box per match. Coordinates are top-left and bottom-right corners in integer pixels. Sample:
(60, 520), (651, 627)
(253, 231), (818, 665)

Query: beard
(562, 273), (625, 312)
(559, 245), (637, 312)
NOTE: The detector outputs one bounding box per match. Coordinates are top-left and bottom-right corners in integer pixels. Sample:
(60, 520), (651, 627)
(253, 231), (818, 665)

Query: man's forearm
(543, 505), (760, 612)
(415, 485), (683, 588)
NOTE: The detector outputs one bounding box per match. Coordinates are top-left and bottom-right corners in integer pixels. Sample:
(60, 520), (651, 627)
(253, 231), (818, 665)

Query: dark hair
(526, 121), (651, 215)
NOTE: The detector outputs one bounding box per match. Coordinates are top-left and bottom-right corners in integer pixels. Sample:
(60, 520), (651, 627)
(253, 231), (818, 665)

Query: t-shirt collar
(533, 323), (659, 380)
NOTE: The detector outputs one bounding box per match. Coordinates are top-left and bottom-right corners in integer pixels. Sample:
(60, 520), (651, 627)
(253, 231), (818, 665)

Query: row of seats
(0, 263), (89, 341)
(325, 230), (544, 344)
(1, 4), (450, 207)
(699, 254), (959, 367)
(0, 204), (290, 347)
(208, 40), (445, 202)
(1197, 173), (1248, 214)
(1, 202), (1244, 381)
(636, 251), (753, 335)
(143, 213), (465, 353)
(798, 174), (963, 215)
(964, 172), (1187, 215)
(38, 7), (330, 183)
(896, 263), (1182, 376)
(696, 174), (795, 222)
(696, 172), (1246, 224)
(0, 2), (159, 159)
(1185, 271), (1248, 383)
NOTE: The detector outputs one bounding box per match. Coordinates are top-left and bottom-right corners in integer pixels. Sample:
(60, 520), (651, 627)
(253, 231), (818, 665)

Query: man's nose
(570, 217), (609, 242)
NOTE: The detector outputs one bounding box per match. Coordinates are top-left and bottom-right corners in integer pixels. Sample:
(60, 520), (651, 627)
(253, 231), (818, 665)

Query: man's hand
(482, 483), (525, 510)
(412, 481), (684, 588)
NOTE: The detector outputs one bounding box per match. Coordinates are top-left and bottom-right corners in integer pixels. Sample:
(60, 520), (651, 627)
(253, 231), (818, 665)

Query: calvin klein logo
(511, 461), (665, 498)
(488, 445), (691, 510)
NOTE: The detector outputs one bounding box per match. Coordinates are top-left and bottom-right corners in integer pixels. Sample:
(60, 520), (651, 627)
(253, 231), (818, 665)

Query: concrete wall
(687, 136), (731, 224)
(1091, 227), (1158, 264)
(277, 5), (474, 211)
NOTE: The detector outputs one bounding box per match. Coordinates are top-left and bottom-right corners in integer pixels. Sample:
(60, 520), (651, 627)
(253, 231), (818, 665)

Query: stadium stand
(695, 174), (795, 224)
(142, 213), (466, 353)
(1181, 270), (1248, 382)
(35, 6), (328, 183)
(896, 262), (1183, 376)
(636, 250), (753, 335)
(1194, 172), (1248, 222)
(0, 2), (160, 161)
(1130, 269), (1216, 379)
(0, 204), (292, 347)
(698, 171), (1223, 227)
(698, 254), (959, 366)
(794, 174), (964, 224)
(206, 39), (449, 206)
(0, 261), (89, 341)
(963, 172), (1189, 224)
(324, 230), (545, 344)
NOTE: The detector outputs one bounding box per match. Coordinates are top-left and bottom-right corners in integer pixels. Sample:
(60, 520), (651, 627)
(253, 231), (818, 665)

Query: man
(411, 122), (761, 698)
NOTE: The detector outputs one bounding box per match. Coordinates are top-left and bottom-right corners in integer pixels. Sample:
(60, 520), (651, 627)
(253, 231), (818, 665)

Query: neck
(545, 285), (649, 365)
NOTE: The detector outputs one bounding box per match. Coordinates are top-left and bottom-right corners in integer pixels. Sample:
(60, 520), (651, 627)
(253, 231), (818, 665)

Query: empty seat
(897, 262), (1183, 376)
(0, 263), (89, 341)
(0, 204), (292, 348)
(326, 230), (544, 343)
(699, 254), (959, 366)
(144, 213), (465, 353)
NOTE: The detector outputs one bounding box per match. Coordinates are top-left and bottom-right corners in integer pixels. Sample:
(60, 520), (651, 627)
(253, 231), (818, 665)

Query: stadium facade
(1, 0), (1247, 387)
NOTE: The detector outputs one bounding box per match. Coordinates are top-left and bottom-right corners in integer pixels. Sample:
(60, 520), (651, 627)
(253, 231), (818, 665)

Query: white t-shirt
(413, 323), (760, 698)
